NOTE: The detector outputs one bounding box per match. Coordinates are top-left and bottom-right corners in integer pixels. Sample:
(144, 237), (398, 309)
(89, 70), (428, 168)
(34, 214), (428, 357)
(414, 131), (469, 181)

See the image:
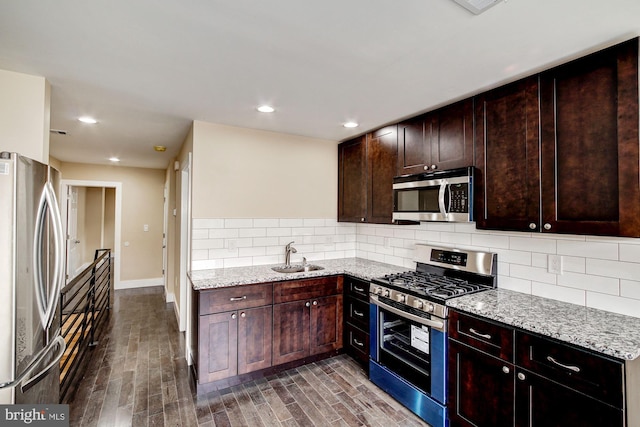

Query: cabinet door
(367, 126), (397, 224)
(432, 99), (474, 171)
(474, 77), (541, 232)
(515, 369), (623, 427)
(310, 295), (343, 356)
(338, 136), (367, 223)
(198, 312), (238, 383)
(448, 340), (514, 427)
(397, 114), (432, 175)
(272, 301), (310, 365)
(540, 39), (640, 236)
(238, 306), (272, 375)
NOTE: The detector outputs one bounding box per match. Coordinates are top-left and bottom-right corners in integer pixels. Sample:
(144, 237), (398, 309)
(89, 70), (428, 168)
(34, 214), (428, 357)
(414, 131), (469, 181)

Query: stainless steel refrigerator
(0, 152), (66, 404)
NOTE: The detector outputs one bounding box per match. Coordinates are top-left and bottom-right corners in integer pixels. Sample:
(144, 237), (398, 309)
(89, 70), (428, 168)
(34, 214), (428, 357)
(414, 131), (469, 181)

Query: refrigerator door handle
(20, 335), (66, 393)
(33, 182), (65, 330)
(0, 335), (65, 391)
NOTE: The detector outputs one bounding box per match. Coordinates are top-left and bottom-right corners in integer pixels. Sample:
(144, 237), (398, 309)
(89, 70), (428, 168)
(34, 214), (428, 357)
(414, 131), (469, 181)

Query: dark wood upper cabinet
(367, 126), (397, 223)
(474, 77), (541, 232)
(338, 136), (367, 223)
(476, 38), (640, 236)
(397, 99), (473, 176)
(338, 126), (397, 224)
(540, 38), (640, 236)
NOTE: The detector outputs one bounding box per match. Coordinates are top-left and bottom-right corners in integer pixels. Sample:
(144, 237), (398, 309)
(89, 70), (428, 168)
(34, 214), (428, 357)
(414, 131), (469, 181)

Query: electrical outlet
(548, 255), (563, 275)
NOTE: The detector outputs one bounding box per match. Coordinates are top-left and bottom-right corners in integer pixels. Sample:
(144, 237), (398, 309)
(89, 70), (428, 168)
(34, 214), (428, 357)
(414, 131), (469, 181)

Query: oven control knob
(426, 303), (435, 313)
(373, 287), (381, 295)
(414, 300), (424, 309)
(383, 289), (390, 298)
(397, 294), (406, 303)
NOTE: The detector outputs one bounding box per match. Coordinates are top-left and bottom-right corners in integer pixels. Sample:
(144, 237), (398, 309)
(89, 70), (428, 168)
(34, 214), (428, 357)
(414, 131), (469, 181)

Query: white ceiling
(1, 0), (639, 169)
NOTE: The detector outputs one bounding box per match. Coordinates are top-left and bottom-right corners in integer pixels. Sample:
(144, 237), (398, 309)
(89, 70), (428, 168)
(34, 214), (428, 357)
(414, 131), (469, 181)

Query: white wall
(0, 69), (50, 163)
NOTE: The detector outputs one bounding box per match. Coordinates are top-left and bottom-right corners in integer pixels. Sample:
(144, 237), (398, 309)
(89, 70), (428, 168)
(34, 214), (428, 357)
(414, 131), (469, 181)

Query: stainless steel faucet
(285, 241), (297, 267)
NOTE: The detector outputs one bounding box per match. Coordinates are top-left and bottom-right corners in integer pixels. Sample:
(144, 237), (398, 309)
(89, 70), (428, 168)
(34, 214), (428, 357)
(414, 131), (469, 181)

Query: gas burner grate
(378, 271), (488, 300)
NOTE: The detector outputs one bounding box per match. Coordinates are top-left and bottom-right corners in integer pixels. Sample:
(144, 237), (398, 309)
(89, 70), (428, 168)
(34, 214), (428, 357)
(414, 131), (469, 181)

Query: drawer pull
(354, 286), (365, 292)
(229, 296), (247, 302)
(353, 338), (364, 347)
(547, 356), (581, 373)
(353, 310), (364, 317)
(469, 328), (492, 340)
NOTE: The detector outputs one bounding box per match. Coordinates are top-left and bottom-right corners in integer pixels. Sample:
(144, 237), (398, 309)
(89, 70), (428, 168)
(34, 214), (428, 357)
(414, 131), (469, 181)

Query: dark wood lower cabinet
(448, 339), (514, 427)
(448, 310), (627, 427)
(238, 305), (272, 375)
(272, 300), (310, 365)
(515, 369), (623, 427)
(198, 311), (238, 383)
(273, 295), (343, 365)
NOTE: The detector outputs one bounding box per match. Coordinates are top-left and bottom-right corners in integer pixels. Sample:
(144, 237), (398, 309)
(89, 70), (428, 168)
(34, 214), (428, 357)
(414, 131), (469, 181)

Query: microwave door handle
(438, 180), (448, 215)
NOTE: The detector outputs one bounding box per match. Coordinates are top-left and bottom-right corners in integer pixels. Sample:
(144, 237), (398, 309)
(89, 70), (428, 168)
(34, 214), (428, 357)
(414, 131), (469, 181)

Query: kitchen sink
(271, 264), (325, 274)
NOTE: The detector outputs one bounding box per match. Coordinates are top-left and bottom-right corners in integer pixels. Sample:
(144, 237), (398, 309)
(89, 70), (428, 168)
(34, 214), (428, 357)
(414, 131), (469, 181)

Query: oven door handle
(370, 295), (446, 333)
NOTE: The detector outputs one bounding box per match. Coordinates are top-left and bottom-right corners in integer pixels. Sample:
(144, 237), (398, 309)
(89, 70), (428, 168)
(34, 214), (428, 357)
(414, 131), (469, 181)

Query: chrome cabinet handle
(353, 339), (364, 347)
(502, 366), (510, 374)
(229, 296), (247, 302)
(547, 356), (581, 373)
(361, 218), (365, 222)
(312, 301), (318, 306)
(517, 372), (526, 381)
(469, 328), (492, 340)
(240, 312), (246, 318)
(353, 310), (364, 317)
(305, 301), (311, 307)
(529, 223), (537, 230)
(354, 286), (365, 293)
(544, 223), (552, 230)
(231, 313), (237, 319)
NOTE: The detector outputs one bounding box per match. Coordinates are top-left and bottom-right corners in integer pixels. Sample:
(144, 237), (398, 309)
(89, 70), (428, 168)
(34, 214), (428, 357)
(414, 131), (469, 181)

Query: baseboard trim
(173, 300), (180, 325)
(116, 277), (163, 290)
(166, 291), (175, 303)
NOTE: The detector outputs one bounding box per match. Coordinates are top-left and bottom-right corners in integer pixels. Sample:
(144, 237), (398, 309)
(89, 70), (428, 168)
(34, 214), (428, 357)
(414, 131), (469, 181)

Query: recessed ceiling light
(78, 116), (97, 124)
(257, 105), (275, 113)
(109, 157), (120, 162)
(343, 122), (359, 128)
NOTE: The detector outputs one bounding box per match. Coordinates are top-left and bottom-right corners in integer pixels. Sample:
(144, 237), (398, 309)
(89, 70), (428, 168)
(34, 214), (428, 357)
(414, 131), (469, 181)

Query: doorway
(61, 180), (122, 288)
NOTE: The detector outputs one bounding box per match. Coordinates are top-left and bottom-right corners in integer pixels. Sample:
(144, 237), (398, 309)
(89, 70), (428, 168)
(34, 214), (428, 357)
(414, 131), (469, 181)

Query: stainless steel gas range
(369, 244), (497, 427)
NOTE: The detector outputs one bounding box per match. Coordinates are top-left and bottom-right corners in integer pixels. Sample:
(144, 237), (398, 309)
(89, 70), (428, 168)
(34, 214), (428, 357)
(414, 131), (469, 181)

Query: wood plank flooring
(68, 286), (430, 427)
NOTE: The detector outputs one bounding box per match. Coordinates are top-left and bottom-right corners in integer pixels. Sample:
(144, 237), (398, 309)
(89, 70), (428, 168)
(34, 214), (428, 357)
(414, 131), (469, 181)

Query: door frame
(60, 180), (122, 289)
(179, 153), (193, 363)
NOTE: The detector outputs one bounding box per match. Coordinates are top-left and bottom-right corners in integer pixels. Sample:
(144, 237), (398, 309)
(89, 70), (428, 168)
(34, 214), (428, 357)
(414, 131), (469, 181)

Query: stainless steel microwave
(392, 166), (473, 222)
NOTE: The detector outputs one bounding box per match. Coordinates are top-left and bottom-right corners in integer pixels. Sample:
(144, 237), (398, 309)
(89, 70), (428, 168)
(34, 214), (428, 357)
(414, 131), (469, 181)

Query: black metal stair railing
(59, 248), (112, 403)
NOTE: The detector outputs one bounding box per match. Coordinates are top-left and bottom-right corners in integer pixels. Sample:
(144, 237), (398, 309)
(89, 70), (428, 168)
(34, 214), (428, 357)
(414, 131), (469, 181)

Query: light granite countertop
(447, 288), (640, 361)
(189, 257), (410, 290)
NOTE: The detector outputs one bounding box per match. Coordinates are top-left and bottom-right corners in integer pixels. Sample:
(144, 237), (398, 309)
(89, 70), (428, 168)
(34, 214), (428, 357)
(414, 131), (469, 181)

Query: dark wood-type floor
(68, 286), (429, 427)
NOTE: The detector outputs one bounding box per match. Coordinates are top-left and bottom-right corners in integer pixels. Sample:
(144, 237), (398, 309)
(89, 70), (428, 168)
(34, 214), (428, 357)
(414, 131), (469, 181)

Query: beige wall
(0, 69), (50, 163)
(83, 187), (103, 263)
(60, 162), (166, 282)
(191, 121), (338, 219)
(104, 188), (115, 251)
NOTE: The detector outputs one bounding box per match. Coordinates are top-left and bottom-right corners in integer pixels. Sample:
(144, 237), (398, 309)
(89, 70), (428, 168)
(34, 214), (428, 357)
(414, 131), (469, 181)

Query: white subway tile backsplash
(587, 259), (640, 281)
(254, 219), (280, 228)
(191, 218), (640, 318)
(509, 236), (556, 254)
(557, 240), (618, 260)
(620, 244), (640, 262)
(557, 272), (619, 295)
(532, 282), (586, 305)
(621, 280), (640, 300)
(224, 219), (253, 228)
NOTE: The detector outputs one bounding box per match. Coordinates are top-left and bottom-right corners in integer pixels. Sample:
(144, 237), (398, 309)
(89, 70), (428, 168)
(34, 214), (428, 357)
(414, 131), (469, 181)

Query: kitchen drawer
(273, 276), (342, 303)
(516, 331), (624, 407)
(449, 310), (514, 361)
(345, 323), (369, 365)
(344, 276), (369, 301)
(345, 296), (369, 330)
(199, 283), (273, 315)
